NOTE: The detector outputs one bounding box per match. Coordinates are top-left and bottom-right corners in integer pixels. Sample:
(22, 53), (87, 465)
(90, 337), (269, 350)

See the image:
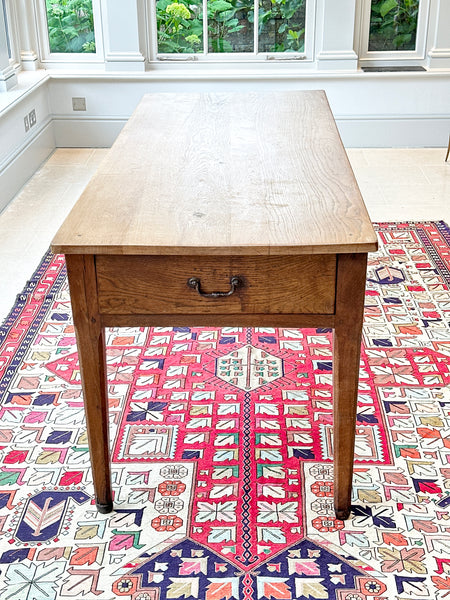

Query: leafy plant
(156, 0), (203, 53)
(208, 0), (253, 53)
(156, 0), (306, 54)
(46, 0), (95, 53)
(258, 0), (306, 52)
(369, 0), (419, 51)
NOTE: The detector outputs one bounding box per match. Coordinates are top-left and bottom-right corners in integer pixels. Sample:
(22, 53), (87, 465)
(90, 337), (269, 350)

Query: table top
(52, 91), (377, 256)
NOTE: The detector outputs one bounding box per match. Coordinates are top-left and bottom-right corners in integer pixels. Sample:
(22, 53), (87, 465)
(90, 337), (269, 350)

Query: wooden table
(52, 91), (377, 520)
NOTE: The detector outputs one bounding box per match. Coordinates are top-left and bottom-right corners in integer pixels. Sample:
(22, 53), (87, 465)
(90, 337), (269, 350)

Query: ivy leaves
(369, 0), (419, 51)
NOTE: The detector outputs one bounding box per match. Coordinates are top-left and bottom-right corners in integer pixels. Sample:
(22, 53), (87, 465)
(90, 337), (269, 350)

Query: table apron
(95, 254), (337, 316)
(100, 313), (336, 329)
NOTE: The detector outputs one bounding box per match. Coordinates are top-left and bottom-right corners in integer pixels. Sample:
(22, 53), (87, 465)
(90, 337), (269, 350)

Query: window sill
(0, 70), (49, 117)
(44, 64), (450, 80)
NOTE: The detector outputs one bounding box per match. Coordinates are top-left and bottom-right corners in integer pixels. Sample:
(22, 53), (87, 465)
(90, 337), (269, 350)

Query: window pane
(259, 0), (306, 53)
(208, 0), (254, 53)
(156, 0), (203, 53)
(45, 0), (96, 53)
(2, 0), (11, 58)
(369, 0), (419, 51)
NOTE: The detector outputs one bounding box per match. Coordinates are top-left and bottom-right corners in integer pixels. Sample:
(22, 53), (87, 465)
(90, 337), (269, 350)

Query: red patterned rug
(1, 221), (450, 600)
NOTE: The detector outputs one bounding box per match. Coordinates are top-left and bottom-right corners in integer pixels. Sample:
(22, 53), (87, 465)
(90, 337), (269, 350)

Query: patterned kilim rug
(1, 221), (450, 600)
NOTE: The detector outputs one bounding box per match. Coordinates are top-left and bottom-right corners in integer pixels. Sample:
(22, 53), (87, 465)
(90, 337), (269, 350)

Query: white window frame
(34, 0), (104, 68)
(147, 0), (316, 66)
(2, 0), (21, 70)
(357, 0), (430, 68)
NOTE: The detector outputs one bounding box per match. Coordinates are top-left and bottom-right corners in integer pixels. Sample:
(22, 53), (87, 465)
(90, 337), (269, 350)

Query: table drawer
(96, 255), (336, 315)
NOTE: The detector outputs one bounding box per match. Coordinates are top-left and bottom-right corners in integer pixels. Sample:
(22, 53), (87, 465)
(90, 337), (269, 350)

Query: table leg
(333, 253), (368, 520)
(66, 255), (113, 514)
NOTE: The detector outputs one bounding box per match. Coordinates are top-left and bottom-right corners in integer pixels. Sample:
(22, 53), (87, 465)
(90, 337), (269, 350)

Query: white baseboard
(52, 116), (127, 147)
(337, 116), (450, 148)
(0, 118), (55, 213)
(51, 114), (450, 150)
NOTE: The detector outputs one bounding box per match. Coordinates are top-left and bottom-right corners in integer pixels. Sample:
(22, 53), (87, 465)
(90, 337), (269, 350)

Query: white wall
(0, 77), (54, 212)
(1, 71), (449, 212)
(48, 72), (450, 148)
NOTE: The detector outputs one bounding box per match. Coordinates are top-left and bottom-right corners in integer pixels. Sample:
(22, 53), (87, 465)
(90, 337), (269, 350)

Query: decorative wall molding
(20, 50), (39, 71)
(104, 52), (146, 71)
(0, 65), (17, 91)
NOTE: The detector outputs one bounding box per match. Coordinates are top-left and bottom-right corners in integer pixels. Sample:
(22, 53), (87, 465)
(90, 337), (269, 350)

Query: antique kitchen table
(52, 91), (378, 520)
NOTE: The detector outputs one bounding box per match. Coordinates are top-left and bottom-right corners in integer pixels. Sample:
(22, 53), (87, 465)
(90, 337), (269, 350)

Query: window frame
(34, 0), (104, 68)
(147, 0), (316, 66)
(2, 0), (21, 69)
(357, 0), (431, 68)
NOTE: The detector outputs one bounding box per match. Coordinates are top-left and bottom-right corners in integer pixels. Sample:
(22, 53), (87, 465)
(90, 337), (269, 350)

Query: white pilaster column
(427, 0), (450, 69)
(15, 0), (39, 70)
(315, 0), (358, 70)
(0, 3), (17, 91)
(101, 0), (146, 71)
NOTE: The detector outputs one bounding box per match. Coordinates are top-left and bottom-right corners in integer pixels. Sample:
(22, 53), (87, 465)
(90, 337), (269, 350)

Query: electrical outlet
(72, 97), (86, 111)
(29, 109), (36, 127)
(24, 115), (30, 132)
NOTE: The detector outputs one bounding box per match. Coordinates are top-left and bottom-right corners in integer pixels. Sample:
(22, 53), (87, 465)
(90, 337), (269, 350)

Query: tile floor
(1, 147), (449, 324)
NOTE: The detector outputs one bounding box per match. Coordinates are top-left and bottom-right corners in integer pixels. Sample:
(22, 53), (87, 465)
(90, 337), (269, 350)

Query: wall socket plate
(29, 109), (36, 127)
(72, 97), (87, 111)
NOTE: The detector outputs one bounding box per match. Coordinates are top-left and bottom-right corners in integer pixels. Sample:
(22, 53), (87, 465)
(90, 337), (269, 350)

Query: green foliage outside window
(259, 0), (305, 53)
(156, 0), (306, 54)
(369, 0), (419, 51)
(46, 0), (96, 53)
(208, 0), (253, 53)
(156, 0), (203, 53)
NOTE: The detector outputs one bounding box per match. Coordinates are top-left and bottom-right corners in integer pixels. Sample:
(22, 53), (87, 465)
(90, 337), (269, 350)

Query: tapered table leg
(333, 253), (368, 520)
(66, 255), (113, 514)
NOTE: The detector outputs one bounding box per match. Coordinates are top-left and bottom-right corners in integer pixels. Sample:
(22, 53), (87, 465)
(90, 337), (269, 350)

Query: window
(358, 0), (430, 67)
(35, 0), (103, 65)
(369, 0), (419, 51)
(153, 0), (314, 60)
(1, 0), (20, 68)
(45, 0), (96, 53)
(1, 0), (11, 58)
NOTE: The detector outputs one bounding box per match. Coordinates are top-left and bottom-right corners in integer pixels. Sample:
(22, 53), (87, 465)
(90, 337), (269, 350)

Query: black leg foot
(96, 501), (113, 514)
(335, 506), (351, 520)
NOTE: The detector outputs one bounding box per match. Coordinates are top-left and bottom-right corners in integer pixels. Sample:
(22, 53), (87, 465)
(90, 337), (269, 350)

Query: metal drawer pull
(187, 276), (242, 298)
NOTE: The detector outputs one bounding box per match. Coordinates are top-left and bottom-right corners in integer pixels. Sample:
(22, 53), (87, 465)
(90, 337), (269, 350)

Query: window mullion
(203, 0), (208, 55)
(254, 0), (258, 55)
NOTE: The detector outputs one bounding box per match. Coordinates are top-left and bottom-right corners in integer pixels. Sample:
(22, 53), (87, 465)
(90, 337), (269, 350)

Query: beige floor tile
(346, 149), (369, 169)
(354, 165), (430, 186)
(401, 147), (450, 166)
(360, 148), (419, 167)
(419, 164), (450, 186)
(45, 148), (96, 166)
(354, 180), (384, 204)
(380, 183), (447, 206)
(87, 148), (110, 168)
(31, 164), (99, 186)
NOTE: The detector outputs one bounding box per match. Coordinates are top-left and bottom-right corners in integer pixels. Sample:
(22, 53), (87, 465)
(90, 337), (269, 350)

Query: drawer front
(96, 255), (336, 315)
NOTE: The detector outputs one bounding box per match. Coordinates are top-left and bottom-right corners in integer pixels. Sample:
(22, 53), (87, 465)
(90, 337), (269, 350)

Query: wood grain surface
(51, 91), (378, 256)
(332, 253), (368, 520)
(65, 254), (113, 513)
(96, 254), (336, 315)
